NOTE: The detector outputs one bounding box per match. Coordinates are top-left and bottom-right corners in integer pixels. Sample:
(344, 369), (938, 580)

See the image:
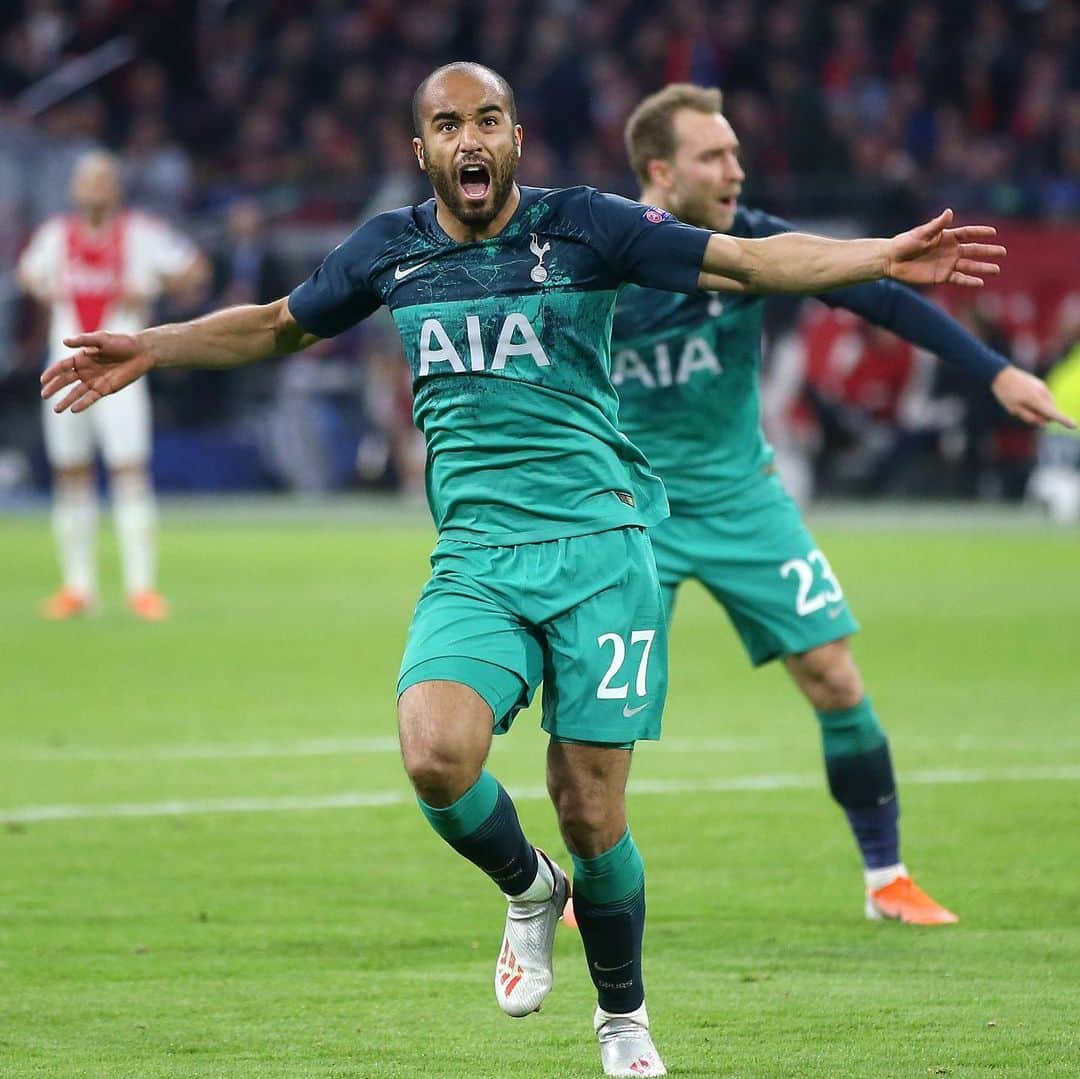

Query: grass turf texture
(1, 502), (1077, 1078)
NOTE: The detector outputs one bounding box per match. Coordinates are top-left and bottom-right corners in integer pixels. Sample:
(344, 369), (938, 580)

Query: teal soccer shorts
(649, 476), (859, 665)
(397, 527), (668, 744)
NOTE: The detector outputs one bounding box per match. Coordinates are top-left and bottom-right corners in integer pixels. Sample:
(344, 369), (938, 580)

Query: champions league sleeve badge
(529, 233), (551, 283)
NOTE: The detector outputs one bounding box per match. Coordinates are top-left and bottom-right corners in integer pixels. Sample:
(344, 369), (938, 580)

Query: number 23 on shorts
(780, 548), (844, 617)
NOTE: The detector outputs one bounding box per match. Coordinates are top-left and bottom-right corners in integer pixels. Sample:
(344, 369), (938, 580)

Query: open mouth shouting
(459, 160), (492, 202)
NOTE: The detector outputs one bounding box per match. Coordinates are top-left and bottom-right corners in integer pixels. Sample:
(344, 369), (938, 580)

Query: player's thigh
(42, 398), (94, 469)
(397, 540), (544, 736)
(540, 528), (668, 745)
(95, 379), (152, 468)
(696, 491), (860, 667)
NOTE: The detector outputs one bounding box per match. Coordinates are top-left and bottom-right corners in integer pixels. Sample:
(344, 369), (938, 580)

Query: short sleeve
(142, 217), (200, 278)
(585, 189), (712, 293)
(17, 219), (61, 292)
(288, 218), (391, 339)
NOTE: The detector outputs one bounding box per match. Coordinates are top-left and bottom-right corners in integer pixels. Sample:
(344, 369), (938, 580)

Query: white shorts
(42, 378), (152, 470)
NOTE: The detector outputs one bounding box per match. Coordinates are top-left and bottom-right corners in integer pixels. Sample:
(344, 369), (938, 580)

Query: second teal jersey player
(612, 83), (1069, 929)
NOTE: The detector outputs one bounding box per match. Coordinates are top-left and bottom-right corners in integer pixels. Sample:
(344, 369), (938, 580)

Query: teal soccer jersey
(288, 186), (711, 741)
(611, 206), (786, 515)
(289, 187), (710, 545)
(612, 206), (859, 663)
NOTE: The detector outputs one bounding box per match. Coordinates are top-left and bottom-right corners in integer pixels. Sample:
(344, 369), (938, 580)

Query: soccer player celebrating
(610, 84), (1074, 927)
(18, 151), (209, 620)
(42, 64), (1008, 1076)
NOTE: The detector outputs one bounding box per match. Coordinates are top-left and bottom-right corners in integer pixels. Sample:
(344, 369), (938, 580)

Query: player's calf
(813, 696), (958, 925)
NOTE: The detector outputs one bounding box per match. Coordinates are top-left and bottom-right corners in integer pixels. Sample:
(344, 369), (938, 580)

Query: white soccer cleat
(595, 1004), (667, 1076)
(495, 850), (569, 1017)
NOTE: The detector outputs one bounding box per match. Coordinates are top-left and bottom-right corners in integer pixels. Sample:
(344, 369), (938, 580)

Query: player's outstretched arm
(697, 209), (1005, 295)
(41, 297), (319, 414)
(991, 366), (1076, 429)
(820, 278), (1078, 431)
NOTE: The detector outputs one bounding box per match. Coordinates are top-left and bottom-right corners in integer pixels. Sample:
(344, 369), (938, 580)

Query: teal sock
(815, 696), (886, 760)
(418, 771), (539, 895)
(418, 770), (500, 841)
(572, 829), (647, 1014)
(815, 697), (900, 869)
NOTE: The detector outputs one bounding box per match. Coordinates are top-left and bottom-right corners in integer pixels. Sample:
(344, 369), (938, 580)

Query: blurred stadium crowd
(1, 0), (1078, 502)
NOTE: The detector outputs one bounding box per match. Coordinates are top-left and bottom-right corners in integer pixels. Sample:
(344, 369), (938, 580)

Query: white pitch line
(8, 736), (403, 762)
(6, 735), (780, 763)
(12, 734), (1080, 765)
(3, 766), (1079, 825)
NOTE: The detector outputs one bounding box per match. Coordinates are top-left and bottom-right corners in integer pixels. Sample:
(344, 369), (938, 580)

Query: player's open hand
(886, 209), (1006, 288)
(992, 365), (1077, 429)
(41, 331), (153, 413)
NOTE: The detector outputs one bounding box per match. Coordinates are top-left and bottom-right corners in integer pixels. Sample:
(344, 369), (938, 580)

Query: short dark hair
(411, 61), (517, 137)
(624, 84), (725, 186)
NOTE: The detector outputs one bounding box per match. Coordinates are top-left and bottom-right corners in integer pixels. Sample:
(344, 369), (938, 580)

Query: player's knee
(790, 641), (864, 712)
(397, 684), (489, 804)
(400, 744), (476, 805)
(54, 465), (94, 490)
(398, 728), (481, 804)
(550, 788), (625, 857)
(109, 465), (150, 496)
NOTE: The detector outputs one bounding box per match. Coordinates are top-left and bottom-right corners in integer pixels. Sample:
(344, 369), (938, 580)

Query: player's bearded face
(426, 136), (519, 227)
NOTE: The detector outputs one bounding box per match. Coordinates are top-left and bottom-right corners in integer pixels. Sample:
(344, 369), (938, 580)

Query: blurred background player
(16, 150), (209, 620)
(609, 84), (1072, 926)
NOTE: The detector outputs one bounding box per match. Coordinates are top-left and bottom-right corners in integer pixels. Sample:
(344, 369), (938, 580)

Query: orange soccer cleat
(562, 894), (579, 930)
(866, 875), (959, 926)
(128, 590), (170, 621)
(42, 588), (94, 620)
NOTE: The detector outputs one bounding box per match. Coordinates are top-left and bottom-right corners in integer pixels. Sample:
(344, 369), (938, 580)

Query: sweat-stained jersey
(611, 206), (787, 515)
(289, 186), (711, 545)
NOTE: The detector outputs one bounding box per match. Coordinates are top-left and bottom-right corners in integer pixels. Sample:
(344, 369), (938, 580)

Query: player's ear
(513, 124), (523, 159)
(412, 137), (427, 173)
(647, 158), (674, 193)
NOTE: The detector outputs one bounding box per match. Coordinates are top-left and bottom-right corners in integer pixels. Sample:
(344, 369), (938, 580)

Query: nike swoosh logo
(593, 960), (634, 973)
(827, 606), (845, 619)
(622, 702), (649, 718)
(394, 258), (433, 280)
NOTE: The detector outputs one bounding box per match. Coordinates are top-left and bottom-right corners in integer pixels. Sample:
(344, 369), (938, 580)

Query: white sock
(595, 1003), (650, 1030)
(111, 471), (157, 594)
(52, 480), (98, 596)
(507, 850), (554, 902)
(865, 862), (907, 891)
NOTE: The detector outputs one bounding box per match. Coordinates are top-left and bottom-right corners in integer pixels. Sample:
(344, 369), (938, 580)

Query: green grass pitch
(1, 502), (1077, 1078)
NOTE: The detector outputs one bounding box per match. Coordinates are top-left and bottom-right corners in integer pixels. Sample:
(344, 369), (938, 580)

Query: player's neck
(639, 187), (733, 234)
(80, 208), (118, 233)
(640, 186), (673, 216)
(435, 184), (521, 244)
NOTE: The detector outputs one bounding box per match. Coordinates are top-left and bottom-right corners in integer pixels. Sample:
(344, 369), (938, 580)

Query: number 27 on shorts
(595, 630), (656, 700)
